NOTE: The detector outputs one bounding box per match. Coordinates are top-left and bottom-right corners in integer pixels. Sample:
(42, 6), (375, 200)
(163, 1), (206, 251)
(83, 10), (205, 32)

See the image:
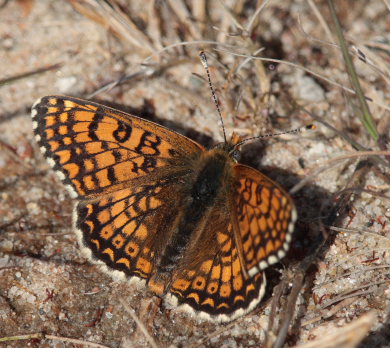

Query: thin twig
(245, 0), (271, 34)
(290, 150), (390, 194)
(0, 333), (111, 348)
(119, 298), (159, 348)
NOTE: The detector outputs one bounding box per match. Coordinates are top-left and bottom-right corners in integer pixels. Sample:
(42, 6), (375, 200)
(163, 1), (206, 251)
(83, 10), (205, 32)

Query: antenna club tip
(199, 51), (207, 66)
(303, 123), (316, 132)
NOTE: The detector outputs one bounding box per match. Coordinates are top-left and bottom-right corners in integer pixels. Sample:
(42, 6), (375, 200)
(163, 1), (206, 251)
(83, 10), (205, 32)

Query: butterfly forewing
(32, 96), (204, 198)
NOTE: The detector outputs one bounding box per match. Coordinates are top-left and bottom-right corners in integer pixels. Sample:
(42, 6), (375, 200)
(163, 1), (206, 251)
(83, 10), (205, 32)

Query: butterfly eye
(231, 149), (241, 162)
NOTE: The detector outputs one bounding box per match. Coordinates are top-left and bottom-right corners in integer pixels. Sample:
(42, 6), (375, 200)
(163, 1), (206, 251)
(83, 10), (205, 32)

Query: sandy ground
(0, 1), (389, 347)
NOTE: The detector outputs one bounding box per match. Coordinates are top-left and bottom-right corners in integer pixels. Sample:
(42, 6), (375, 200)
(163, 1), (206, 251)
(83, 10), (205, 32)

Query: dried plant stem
(215, 48), (390, 112)
(326, 0), (379, 141)
(0, 333), (110, 348)
(119, 298), (159, 348)
(290, 150), (390, 194)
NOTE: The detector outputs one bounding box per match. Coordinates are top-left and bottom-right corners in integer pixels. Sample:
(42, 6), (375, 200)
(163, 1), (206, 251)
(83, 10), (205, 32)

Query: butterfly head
(213, 132), (243, 163)
(219, 124), (316, 163)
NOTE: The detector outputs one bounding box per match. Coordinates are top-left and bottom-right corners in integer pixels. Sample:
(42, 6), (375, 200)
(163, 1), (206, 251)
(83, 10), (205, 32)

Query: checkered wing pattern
(31, 96), (204, 199)
(233, 165), (296, 278)
(74, 181), (183, 280)
(169, 209), (266, 320)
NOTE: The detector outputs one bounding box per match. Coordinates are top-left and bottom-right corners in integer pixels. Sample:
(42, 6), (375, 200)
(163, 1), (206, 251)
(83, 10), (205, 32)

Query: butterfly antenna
(199, 51), (227, 144)
(233, 124), (316, 149)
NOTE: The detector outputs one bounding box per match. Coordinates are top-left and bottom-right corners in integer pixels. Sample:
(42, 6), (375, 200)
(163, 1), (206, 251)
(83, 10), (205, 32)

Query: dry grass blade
(320, 280), (389, 311)
(296, 17), (390, 87)
(147, 1), (164, 51)
(351, 43), (390, 87)
(44, 334), (112, 348)
(303, 108), (389, 169)
(312, 265), (390, 297)
(87, 68), (154, 98)
(302, 297), (359, 327)
(215, 48), (390, 112)
(329, 226), (390, 243)
(0, 333), (43, 344)
(383, 0), (390, 11)
(326, 0), (379, 142)
(297, 311), (376, 348)
(306, 0), (335, 50)
(265, 279), (285, 347)
(217, 0), (244, 32)
(290, 150), (390, 194)
(0, 63), (62, 87)
(166, 0), (202, 39)
(191, 1), (206, 33)
(142, 40), (234, 63)
(302, 108), (366, 151)
(0, 333), (111, 348)
(70, 0), (155, 54)
(245, 0), (271, 35)
(271, 270), (305, 348)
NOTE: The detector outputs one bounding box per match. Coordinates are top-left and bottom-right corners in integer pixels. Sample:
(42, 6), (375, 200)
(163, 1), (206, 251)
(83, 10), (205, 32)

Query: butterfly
(31, 95), (296, 322)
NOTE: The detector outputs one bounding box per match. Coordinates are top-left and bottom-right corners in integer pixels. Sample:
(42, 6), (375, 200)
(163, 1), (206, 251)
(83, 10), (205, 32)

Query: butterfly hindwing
(233, 164), (296, 277)
(75, 179), (184, 280)
(168, 202), (266, 321)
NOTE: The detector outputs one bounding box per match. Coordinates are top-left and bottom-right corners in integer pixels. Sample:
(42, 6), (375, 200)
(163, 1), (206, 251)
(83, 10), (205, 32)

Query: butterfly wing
(32, 96), (204, 280)
(168, 211), (266, 322)
(167, 163), (296, 321)
(32, 96), (204, 199)
(166, 185), (266, 322)
(74, 182), (184, 281)
(232, 164), (296, 277)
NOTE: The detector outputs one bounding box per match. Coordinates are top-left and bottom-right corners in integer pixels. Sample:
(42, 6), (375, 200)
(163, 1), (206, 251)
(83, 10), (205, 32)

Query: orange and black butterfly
(31, 95), (296, 322)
